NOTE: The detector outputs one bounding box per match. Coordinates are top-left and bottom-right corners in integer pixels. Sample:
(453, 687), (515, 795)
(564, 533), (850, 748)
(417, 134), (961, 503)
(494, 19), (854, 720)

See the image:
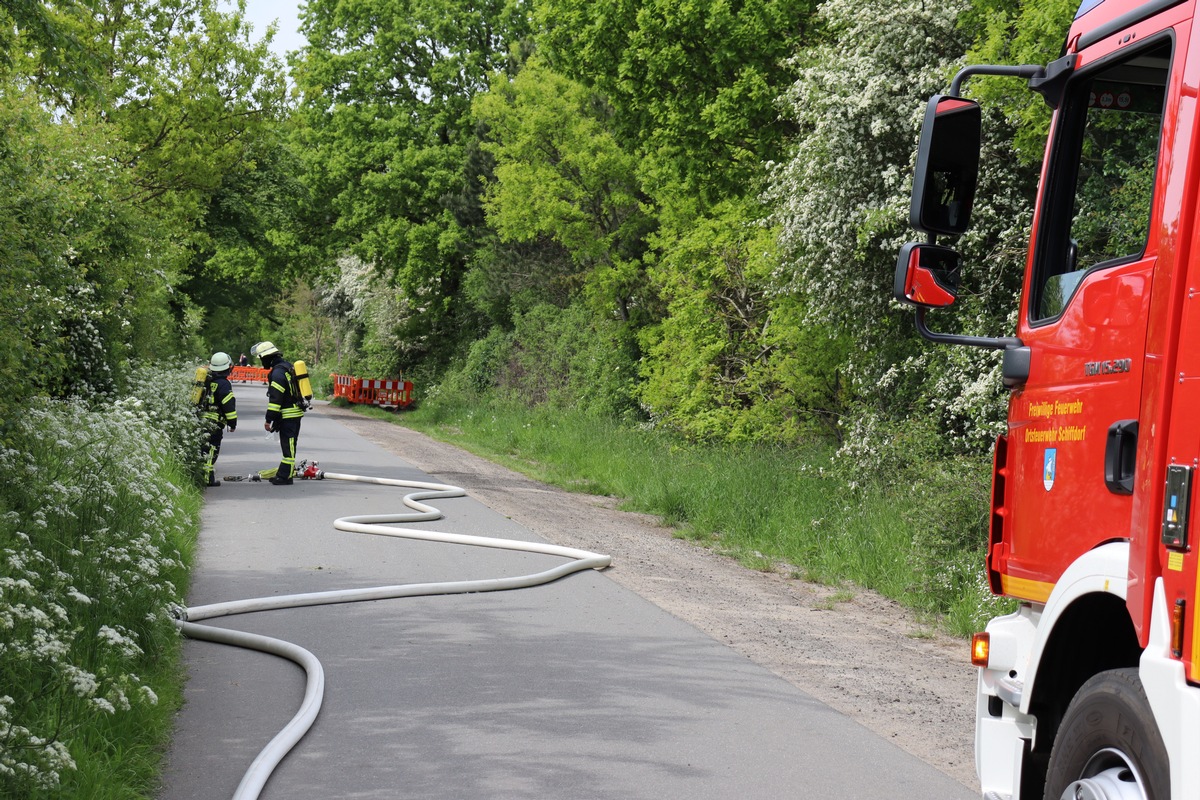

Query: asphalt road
(159, 388), (977, 800)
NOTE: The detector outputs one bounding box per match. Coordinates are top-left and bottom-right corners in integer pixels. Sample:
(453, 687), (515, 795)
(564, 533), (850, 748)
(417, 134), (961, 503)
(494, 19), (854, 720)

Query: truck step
(996, 674), (1024, 707)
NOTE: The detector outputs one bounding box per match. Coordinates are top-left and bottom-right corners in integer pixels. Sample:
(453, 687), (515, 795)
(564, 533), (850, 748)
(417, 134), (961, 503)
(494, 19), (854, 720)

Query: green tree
(967, 0), (1077, 161)
(0, 86), (197, 405)
(24, 1), (289, 208)
(526, 0), (825, 441)
(0, 90), (82, 409)
(0, 0), (291, 399)
(0, 0), (97, 96)
(535, 0), (814, 209)
(186, 128), (310, 356)
(473, 56), (656, 324)
(462, 235), (579, 327)
(293, 0), (534, 366)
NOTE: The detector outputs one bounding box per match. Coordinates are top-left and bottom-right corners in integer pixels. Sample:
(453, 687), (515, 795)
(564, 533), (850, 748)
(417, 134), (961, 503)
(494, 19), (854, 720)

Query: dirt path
(317, 404), (980, 791)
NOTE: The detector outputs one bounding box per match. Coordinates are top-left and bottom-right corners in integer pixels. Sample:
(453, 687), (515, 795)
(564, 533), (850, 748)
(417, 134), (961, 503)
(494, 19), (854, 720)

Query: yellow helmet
(251, 341), (280, 360)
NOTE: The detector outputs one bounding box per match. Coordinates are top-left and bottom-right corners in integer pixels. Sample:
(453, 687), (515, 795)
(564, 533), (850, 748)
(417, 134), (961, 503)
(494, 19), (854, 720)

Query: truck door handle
(1104, 420), (1138, 495)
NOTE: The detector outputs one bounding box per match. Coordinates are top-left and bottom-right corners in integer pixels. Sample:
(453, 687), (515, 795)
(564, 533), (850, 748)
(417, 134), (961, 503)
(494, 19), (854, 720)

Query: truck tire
(1043, 667), (1169, 800)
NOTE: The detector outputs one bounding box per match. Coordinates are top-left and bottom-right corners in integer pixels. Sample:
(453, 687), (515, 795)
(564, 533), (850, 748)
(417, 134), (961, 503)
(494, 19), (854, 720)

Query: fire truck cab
(896, 0), (1200, 797)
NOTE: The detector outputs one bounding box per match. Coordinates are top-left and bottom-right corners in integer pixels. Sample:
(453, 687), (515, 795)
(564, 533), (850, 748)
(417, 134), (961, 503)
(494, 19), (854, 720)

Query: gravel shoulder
(317, 404), (980, 791)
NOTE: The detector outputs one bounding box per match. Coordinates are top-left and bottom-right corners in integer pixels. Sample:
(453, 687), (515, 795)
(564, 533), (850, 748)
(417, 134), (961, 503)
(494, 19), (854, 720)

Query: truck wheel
(1043, 667), (1169, 800)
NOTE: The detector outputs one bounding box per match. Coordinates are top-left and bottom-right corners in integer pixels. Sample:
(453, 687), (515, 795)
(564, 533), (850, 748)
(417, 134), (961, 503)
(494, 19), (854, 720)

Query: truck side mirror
(894, 242), (961, 308)
(910, 96), (981, 236)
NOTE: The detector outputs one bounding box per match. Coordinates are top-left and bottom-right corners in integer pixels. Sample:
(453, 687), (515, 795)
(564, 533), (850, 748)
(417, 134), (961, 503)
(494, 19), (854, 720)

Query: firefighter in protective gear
(252, 341), (304, 485)
(201, 352), (238, 487)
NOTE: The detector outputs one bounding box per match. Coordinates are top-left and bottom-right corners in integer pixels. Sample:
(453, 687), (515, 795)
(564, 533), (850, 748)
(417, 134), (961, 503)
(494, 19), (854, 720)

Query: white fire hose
(174, 469), (612, 800)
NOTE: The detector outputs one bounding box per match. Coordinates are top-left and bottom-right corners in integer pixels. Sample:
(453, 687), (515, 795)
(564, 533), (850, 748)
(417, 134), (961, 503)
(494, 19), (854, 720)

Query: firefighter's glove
(227, 421), (236, 432)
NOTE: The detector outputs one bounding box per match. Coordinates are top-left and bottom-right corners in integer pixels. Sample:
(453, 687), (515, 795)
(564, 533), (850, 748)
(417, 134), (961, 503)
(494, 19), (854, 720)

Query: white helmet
(251, 341), (280, 360)
(209, 352), (232, 372)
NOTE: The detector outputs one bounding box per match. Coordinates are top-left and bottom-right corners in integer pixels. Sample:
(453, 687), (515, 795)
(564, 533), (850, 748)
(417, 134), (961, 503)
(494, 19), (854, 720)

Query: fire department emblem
(1043, 448), (1057, 492)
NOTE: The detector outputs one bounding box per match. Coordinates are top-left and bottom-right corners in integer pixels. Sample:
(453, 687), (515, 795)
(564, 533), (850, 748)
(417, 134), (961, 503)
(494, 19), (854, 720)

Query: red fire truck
(895, 0), (1200, 797)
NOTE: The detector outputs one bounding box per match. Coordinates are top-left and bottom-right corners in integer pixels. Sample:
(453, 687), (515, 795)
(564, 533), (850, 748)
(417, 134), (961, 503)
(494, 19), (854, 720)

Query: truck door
(996, 27), (1183, 602)
(1154, 8), (1200, 677)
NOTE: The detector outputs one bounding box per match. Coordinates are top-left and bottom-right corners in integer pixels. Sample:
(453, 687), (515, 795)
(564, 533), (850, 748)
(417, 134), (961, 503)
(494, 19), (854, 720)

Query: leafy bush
(426, 302), (641, 418)
(506, 303), (640, 417)
(463, 328), (518, 397)
(423, 327), (514, 405)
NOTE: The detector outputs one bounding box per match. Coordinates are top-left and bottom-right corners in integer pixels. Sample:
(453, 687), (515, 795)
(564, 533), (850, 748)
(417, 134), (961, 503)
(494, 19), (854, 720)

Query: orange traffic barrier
(230, 366), (269, 384)
(330, 373), (414, 409)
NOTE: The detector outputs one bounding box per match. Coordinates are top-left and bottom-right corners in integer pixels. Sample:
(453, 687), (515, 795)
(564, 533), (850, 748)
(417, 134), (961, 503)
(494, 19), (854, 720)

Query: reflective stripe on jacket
(203, 375), (237, 426)
(265, 361), (305, 424)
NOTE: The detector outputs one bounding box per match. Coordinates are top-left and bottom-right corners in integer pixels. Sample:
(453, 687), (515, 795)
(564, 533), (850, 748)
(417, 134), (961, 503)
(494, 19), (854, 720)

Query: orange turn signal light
(971, 632), (990, 667)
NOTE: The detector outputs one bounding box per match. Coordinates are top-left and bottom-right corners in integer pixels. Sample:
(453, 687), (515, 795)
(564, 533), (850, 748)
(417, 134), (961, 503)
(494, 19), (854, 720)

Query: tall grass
(0, 364), (203, 797)
(370, 395), (1013, 635)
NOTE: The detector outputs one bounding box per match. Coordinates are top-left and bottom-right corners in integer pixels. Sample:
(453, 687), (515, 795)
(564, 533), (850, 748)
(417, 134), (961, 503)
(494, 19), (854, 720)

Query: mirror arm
(914, 307), (1023, 350)
(950, 64), (1044, 97)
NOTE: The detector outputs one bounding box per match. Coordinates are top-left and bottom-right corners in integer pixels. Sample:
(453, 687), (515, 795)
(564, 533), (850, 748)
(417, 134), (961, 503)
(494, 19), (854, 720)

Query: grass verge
(357, 396), (1012, 636)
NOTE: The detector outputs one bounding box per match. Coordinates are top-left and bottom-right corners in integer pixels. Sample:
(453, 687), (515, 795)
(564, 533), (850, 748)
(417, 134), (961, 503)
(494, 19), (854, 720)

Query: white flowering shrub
(0, 394), (198, 794)
(313, 253), (418, 379)
(769, 0), (971, 334)
(764, 0), (1053, 627)
(116, 362), (211, 482)
(768, 0), (1038, 463)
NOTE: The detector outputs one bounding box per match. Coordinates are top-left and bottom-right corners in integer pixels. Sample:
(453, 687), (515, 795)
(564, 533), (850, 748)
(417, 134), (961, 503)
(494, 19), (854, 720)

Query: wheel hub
(1058, 748), (1151, 800)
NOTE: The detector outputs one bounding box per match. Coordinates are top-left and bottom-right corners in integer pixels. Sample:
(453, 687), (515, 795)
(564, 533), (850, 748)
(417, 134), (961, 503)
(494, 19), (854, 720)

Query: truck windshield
(1034, 40), (1170, 320)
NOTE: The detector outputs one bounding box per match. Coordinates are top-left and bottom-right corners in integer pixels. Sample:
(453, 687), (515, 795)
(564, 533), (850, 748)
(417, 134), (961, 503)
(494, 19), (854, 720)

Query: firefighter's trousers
(203, 422), (225, 483)
(275, 417), (302, 479)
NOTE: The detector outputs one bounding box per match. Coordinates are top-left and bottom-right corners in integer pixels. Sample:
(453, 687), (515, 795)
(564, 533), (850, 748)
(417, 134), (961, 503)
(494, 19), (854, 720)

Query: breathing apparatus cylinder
(191, 365), (209, 406)
(294, 360), (314, 405)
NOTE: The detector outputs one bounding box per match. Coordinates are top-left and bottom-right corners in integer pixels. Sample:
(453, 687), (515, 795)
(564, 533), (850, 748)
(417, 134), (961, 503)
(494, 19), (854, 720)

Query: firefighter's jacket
(266, 360), (306, 428)
(204, 373), (238, 429)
